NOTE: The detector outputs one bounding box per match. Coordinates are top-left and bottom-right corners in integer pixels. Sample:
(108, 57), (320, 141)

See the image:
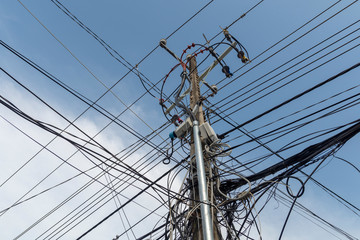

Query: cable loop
(286, 176), (305, 198)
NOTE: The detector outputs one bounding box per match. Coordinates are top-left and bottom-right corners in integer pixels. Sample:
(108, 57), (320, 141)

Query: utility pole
(159, 38), (235, 239)
(188, 55), (221, 240)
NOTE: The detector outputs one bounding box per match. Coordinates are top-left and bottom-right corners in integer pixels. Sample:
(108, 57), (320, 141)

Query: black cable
(162, 138), (174, 165)
(76, 158), (188, 239)
(0, 67), (169, 187)
(285, 176), (305, 199)
(214, 110), (360, 238)
(219, 111), (360, 226)
(220, 119), (360, 193)
(221, 101), (360, 174)
(9, 0), (358, 237)
(334, 156), (360, 174)
(205, 0), (265, 44)
(223, 90), (360, 164)
(103, 170), (136, 240)
(218, 62), (360, 139)
(34, 123), (187, 238)
(36, 144), (188, 239)
(0, 40), (192, 210)
(51, 0), (162, 100)
(212, 21), (360, 115)
(234, 144), (348, 238)
(278, 154), (333, 239)
(2, 92), (197, 240)
(305, 173), (360, 216)
(0, 109), (166, 220)
(159, 37), (248, 119)
(51, 0), (215, 100)
(0, 23), (194, 208)
(274, 191), (357, 239)
(36, 136), (191, 239)
(0, 41), (171, 155)
(0, 93), (167, 196)
(0, 1), (238, 236)
(216, 41), (360, 127)
(211, 0), (346, 94)
(0, 65), (185, 187)
(224, 82), (360, 144)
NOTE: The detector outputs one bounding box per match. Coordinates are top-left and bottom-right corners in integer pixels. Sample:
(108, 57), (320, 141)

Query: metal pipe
(193, 120), (214, 240)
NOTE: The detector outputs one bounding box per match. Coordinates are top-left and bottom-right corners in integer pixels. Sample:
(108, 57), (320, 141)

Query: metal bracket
(165, 41), (237, 115)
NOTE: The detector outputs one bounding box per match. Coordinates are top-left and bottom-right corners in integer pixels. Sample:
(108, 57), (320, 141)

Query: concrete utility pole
(188, 55), (220, 240)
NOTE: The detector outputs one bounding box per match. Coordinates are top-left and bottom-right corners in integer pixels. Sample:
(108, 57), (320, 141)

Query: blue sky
(1, 0), (360, 239)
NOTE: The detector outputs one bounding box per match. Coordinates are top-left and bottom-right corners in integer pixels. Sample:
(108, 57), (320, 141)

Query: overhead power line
(2, 0), (358, 239)
(218, 62), (360, 139)
(76, 158), (187, 239)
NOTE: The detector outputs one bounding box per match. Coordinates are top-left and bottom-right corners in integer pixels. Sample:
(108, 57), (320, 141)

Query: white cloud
(0, 75), (177, 239)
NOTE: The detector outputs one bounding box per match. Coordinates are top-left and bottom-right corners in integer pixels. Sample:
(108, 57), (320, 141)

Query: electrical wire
(218, 62), (360, 139)
(4, 0), (359, 239)
(76, 158), (188, 239)
(214, 36), (360, 123)
(212, 20), (360, 115)
(0, 73), (197, 238)
(211, 0), (347, 94)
